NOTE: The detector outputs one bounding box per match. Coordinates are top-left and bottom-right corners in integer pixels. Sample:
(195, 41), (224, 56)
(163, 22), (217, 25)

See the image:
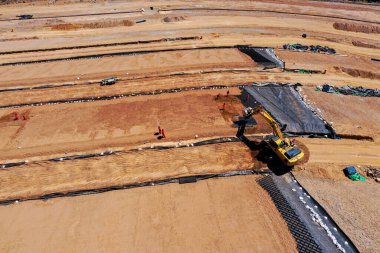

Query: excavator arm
(258, 110), (284, 140)
(242, 105), (284, 140)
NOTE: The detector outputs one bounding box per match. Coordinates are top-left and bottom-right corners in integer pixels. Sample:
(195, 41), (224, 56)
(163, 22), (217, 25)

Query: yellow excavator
(236, 105), (304, 167)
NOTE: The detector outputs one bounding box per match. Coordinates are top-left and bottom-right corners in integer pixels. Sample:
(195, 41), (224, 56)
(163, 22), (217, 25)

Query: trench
(0, 169), (271, 206)
(161, 7), (380, 25)
(0, 36), (203, 55)
(0, 136), (243, 169)
(0, 45), (281, 67)
(0, 84), (248, 109)
(0, 69), (269, 94)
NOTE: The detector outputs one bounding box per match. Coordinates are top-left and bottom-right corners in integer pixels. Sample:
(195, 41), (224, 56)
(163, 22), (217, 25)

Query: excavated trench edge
(0, 36), (203, 55)
(0, 83), (256, 109)
(1, 6), (378, 24)
(0, 137), (244, 169)
(0, 169), (271, 206)
(161, 7), (380, 25)
(0, 45), (280, 67)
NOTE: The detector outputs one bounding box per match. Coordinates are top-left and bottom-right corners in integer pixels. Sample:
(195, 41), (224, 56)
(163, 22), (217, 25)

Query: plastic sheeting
(238, 46), (284, 69)
(242, 84), (334, 136)
(319, 84), (380, 98)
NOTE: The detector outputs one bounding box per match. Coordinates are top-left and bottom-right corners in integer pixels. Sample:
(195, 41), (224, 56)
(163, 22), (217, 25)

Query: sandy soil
(301, 87), (380, 140)
(0, 1), (379, 252)
(294, 164), (380, 253)
(0, 175), (297, 253)
(299, 138), (380, 167)
(277, 50), (379, 73)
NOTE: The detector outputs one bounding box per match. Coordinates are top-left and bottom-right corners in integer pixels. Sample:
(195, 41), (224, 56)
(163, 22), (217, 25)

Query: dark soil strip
(371, 58), (380, 61)
(0, 82), (78, 93)
(0, 82), (296, 109)
(0, 169), (271, 206)
(162, 7), (380, 25)
(0, 84), (246, 108)
(0, 36), (202, 55)
(337, 134), (374, 141)
(258, 176), (322, 253)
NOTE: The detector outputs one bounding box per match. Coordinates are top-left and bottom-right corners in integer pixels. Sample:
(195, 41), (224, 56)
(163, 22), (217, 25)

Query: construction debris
(286, 69), (326, 74)
(365, 166), (380, 182)
(317, 84), (380, 97)
(100, 77), (118, 86)
(16, 14), (33, 20)
(238, 46), (285, 69)
(283, 44), (336, 54)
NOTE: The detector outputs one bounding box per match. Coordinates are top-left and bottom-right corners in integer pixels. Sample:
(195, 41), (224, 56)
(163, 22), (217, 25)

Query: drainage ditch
(0, 169), (271, 206)
(0, 46), (282, 68)
(0, 136), (243, 169)
(0, 36), (203, 55)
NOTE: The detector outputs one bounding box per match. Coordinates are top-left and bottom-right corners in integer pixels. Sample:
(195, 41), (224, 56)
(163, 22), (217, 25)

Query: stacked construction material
(317, 84), (380, 97)
(343, 166), (366, 182)
(283, 44), (336, 54)
(238, 46), (285, 69)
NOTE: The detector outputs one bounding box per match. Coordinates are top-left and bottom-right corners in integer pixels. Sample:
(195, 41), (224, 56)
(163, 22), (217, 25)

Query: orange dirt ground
(0, 0), (380, 252)
(0, 175), (297, 253)
(0, 89), (271, 161)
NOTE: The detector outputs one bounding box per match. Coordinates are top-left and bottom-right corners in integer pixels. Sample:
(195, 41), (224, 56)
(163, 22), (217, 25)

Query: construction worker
(226, 90), (230, 96)
(14, 112), (19, 120)
(161, 128), (166, 138)
(158, 126), (162, 135)
(222, 103), (226, 110)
